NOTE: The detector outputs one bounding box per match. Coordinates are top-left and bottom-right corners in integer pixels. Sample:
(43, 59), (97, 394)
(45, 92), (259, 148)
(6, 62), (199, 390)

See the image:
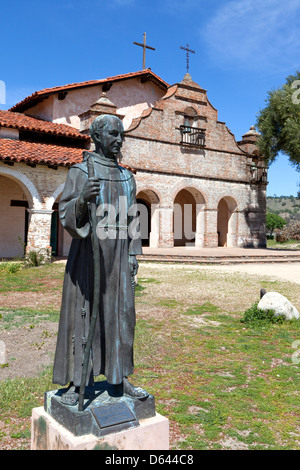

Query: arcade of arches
(136, 186), (239, 249)
(0, 164), (251, 259)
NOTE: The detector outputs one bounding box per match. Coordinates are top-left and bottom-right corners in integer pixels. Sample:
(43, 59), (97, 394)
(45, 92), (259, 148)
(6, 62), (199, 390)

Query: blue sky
(1, 0), (299, 196)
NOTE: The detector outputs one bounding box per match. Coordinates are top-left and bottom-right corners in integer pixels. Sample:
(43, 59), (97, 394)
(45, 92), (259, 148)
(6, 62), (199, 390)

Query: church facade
(0, 69), (267, 258)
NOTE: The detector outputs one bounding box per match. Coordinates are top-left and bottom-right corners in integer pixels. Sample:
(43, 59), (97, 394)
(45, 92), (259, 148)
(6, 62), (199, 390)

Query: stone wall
(120, 74), (266, 248)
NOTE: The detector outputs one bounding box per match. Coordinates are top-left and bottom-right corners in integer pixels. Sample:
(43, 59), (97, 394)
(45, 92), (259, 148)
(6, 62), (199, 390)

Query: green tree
(266, 212), (287, 237)
(256, 70), (300, 169)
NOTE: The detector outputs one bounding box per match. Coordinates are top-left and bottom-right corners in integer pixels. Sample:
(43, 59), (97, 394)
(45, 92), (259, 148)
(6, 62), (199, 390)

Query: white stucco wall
(25, 78), (166, 131)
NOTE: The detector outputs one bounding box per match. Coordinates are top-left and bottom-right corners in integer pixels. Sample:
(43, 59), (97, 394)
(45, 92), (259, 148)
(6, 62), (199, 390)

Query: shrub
(241, 302), (285, 327)
(275, 230), (289, 243)
(275, 220), (300, 242)
(24, 249), (51, 267)
(266, 213), (286, 237)
(0, 261), (23, 274)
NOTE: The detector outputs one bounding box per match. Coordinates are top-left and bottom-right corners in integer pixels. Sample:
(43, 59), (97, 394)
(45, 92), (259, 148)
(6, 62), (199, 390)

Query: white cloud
(202, 0), (300, 74)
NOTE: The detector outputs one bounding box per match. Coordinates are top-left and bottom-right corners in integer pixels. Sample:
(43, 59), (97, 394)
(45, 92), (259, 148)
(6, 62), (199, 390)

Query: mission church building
(0, 69), (267, 258)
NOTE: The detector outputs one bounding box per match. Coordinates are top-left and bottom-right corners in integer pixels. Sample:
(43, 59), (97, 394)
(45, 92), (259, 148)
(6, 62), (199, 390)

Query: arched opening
(50, 195), (72, 257)
(173, 187), (205, 247)
(136, 198), (150, 246)
(136, 189), (160, 247)
(0, 174), (32, 258)
(50, 200), (59, 256)
(174, 189), (196, 246)
(217, 197), (238, 247)
(217, 199), (228, 247)
(183, 106), (197, 129)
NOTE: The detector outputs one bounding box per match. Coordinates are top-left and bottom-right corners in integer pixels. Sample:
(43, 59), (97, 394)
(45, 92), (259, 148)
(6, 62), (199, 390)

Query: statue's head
(90, 114), (124, 158)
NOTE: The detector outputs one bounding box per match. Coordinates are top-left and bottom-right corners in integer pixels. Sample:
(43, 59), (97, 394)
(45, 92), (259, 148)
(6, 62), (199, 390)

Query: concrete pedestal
(31, 407), (169, 450)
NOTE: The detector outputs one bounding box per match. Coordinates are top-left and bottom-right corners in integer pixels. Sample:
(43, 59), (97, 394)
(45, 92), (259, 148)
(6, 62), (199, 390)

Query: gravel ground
(197, 262), (300, 284)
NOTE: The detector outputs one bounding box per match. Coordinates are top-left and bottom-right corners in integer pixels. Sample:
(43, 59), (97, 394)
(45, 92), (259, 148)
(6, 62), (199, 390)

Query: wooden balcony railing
(179, 125), (206, 148)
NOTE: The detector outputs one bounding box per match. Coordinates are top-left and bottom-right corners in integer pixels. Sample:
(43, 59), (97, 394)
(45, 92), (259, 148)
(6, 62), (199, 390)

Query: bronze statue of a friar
(52, 114), (147, 409)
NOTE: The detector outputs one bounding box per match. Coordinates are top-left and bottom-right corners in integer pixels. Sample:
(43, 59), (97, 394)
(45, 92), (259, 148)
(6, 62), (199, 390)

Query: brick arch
(136, 187), (161, 248)
(136, 184), (162, 204)
(184, 106), (197, 116)
(216, 195), (238, 212)
(46, 182), (66, 210)
(0, 166), (42, 209)
(172, 182), (207, 247)
(183, 106), (198, 129)
(170, 180), (207, 206)
(217, 196), (239, 247)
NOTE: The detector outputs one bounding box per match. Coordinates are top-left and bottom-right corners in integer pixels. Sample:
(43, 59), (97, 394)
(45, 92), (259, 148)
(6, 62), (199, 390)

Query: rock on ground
(257, 292), (299, 320)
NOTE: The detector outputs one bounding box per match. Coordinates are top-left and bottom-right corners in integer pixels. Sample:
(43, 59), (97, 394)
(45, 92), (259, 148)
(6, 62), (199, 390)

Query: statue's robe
(52, 152), (142, 387)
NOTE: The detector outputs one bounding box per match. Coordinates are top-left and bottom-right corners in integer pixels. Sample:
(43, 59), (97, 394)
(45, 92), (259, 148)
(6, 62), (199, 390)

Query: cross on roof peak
(133, 33), (156, 70)
(180, 43), (195, 73)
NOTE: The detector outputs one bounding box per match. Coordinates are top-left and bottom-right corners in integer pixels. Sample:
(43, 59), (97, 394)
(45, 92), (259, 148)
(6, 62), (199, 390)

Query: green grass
(135, 276), (161, 297)
(267, 238), (300, 249)
(0, 307), (60, 329)
(0, 261), (299, 450)
(0, 262), (65, 293)
(0, 368), (54, 417)
(131, 264), (300, 450)
(184, 302), (220, 315)
(132, 308), (300, 449)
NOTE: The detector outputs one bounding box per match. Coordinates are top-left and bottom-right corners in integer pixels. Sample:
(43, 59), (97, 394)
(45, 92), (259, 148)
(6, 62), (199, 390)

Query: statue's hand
(129, 255), (138, 277)
(80, 177), (100, 204)
(75, 177), (100, 225)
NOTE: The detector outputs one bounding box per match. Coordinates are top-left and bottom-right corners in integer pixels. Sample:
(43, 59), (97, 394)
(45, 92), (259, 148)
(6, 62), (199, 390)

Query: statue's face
(98, 117), (124, 157)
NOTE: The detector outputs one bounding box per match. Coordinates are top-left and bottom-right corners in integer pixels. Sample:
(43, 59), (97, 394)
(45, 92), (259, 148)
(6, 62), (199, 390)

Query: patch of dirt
(0, 321), (58, 450)
(0, 322), (58, 381)
(218, 435), (249, 450)
(136, 304), (176, 321)
(180, 314), (221, 328)
(0, 291), (62, 310)
(0, 416), (31, 450)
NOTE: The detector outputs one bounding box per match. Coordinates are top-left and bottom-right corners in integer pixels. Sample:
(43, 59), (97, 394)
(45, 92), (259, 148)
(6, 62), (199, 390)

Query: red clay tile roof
(0, 138), (136, 172)
(0, 110), (89, 141)
(0, 138), (83, 167)
(9, 70), (169, 113)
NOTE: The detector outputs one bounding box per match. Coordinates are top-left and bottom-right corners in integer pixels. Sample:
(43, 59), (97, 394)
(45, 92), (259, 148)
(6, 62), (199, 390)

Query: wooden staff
(78, 156), (100, 411)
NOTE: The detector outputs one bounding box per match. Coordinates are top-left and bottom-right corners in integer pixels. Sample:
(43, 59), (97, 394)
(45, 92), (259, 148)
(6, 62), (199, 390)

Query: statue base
(31, 381), (169, 450)
(43, 381), (156, 437)
(31, 407), (169, 450)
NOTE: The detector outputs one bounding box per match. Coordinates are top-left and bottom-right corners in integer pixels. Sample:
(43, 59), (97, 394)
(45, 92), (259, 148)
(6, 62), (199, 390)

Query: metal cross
(180, 44), (195, 73)
(133, 33), (155, 70)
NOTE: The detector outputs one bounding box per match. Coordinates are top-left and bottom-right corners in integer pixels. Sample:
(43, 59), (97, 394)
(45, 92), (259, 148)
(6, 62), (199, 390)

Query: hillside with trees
(267, 195), (300, 225)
